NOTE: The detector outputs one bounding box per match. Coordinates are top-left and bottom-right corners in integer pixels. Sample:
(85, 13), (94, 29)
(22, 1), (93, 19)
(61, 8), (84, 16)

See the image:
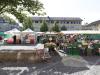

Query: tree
(61, 25), (67, 31)
(22, 17), (34, 30)
(40, 21), (48, 32)
(0, 0), (45, 23)
(52, 22), (60, 32)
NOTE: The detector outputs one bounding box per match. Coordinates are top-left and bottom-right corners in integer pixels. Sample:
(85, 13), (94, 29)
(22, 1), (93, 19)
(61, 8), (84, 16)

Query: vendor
(13, 35), (16, 44)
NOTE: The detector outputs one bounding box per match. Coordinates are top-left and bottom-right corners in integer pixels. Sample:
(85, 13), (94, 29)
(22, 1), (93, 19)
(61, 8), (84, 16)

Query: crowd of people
(38, 34), (100, 56)
(5, 34), (35, 44)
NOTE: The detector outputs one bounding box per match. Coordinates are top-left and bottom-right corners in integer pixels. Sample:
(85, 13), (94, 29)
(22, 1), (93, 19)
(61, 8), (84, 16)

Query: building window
(51, 21), (54, 23)
(71, 22), (73, 24)
(60, 21), (65, 24)
(79, 22), (81, 24)
(73, 22), (76, 24)
(76, 21), (81, 24)
(35, 21), (38, 23)
(56, 21), (59, 23)
(46, 20), (49, 23)
(76, 21), (79, 24)
(67, 22), (69, 24)
(63, 21), (66, 24)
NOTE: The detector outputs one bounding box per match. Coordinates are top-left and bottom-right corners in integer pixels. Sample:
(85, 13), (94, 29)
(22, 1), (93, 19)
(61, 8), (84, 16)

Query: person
(78, 44), (84, 56)
(43, 44), (51, 62)
(37, 36), (41, 43)
(13, 35), (16, 44)
(0, 36), (3, 44)
(0, 36), (2, 41)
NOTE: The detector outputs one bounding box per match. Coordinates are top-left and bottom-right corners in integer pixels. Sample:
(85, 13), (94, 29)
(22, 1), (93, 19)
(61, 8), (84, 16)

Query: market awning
(0, 32), (5, 36)
(5, 28), (20, 34)
(4, 34), (13, 39)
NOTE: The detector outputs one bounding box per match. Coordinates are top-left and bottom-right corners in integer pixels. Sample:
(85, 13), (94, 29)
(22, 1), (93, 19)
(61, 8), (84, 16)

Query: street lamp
(47, 16), (51, 32)
(47, 16), (52, 41)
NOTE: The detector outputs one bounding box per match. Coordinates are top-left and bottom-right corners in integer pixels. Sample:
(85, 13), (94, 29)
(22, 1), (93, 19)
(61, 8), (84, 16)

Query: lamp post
(47, 16), (51, 33)
(47, 16), (52, 41)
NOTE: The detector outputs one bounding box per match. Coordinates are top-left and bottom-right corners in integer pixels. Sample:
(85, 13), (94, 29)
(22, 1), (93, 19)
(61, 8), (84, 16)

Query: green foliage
(40, 21), (48, 32)
(61, 25), (67, 31)
(0, 0), (45, 23)
(22, 17), (34, 30)
(52, 22), (60, 32)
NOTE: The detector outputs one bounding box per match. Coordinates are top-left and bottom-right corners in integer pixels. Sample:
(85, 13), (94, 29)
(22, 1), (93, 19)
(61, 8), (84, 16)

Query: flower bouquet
(45, 42), (56, 48)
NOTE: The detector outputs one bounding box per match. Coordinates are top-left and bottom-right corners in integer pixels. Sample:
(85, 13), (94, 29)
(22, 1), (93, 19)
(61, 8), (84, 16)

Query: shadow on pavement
(0, 52), (90, 75)
(82, 56), (100, 65)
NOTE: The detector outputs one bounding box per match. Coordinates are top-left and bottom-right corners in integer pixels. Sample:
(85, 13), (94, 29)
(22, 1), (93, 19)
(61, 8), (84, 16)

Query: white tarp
(61, 30), (100, 34)
(0, 44), (44, 51)
(45, 32), (57, 35)
(36, 32), (45, 36)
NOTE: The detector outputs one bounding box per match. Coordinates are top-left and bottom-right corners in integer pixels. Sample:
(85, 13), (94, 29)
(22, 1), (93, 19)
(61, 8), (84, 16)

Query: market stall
(0, 44), (50, 62)
(0, 32), (5, 44)
(57, 31), (100, 56)
(21, 28), (36, 44)
(35, 32), (45, 43)
(4, 28), (21, 44)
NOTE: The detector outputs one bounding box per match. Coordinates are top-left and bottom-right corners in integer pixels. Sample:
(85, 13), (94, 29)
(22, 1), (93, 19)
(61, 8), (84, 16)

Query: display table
(0, 44), (44, 51)
(0, 44), (50, 62)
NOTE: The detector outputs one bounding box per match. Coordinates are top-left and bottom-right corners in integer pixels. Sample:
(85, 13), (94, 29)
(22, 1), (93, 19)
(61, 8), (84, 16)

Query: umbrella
(0, 32), (5, 36)
(6, 38), (14, 44)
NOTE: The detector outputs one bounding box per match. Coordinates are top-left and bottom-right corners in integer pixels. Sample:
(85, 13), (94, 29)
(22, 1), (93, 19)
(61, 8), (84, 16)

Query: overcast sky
(39, 0), (100, 24)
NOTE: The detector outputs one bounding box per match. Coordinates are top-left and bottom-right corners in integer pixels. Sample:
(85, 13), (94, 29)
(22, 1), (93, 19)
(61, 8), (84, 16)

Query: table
(0, 44), (50, 62)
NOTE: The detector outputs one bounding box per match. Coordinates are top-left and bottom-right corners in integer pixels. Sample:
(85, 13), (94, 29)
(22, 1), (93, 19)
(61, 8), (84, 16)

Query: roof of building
(87, 20), (100, 26)
(0, 17), (6, 23)
(32, 17), (83, 21)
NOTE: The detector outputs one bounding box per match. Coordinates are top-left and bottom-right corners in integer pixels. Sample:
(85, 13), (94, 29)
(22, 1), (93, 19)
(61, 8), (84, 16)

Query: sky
(39, 0), (100, 25)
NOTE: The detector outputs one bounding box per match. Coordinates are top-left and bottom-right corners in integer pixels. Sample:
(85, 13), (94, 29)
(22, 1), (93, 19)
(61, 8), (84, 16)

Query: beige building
(32, 17), (83, 31)
(0, 17), (20, 32)
(82, 20), (100, 30)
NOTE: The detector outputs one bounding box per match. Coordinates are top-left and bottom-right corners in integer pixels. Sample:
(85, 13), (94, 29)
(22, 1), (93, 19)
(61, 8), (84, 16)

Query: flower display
(45, 42), (56, 48)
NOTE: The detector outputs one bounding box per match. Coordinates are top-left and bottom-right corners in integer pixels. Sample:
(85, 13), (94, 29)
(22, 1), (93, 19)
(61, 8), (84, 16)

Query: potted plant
(45, 42), (56, 54)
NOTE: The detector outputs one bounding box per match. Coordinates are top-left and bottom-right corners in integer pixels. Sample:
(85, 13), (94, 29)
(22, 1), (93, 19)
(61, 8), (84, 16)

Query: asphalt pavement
(0, 52), (99, 75)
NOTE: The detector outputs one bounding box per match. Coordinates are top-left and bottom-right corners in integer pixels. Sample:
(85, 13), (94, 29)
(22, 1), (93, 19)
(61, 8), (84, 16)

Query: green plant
(52, 22), (60, 32)
(40, 21), (48, 32)
(45, 42), (56, 48)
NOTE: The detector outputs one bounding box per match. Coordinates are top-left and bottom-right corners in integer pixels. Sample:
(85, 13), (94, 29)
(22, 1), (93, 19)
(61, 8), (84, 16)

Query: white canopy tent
(22, 28), (34, 33)
(5, 28), (20, 35)
(21, 28), (36, 35)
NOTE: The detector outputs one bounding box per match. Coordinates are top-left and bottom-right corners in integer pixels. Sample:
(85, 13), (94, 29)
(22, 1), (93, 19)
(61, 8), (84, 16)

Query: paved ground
(0, 52), (99, 75)
(0, 48), (99, 75)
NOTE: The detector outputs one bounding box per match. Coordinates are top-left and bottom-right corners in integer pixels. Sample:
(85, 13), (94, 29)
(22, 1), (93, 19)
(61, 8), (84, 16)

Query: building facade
(82, 20), (100, 30)
(0, 17), (20, 32)
(32, 17), (83, 31)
